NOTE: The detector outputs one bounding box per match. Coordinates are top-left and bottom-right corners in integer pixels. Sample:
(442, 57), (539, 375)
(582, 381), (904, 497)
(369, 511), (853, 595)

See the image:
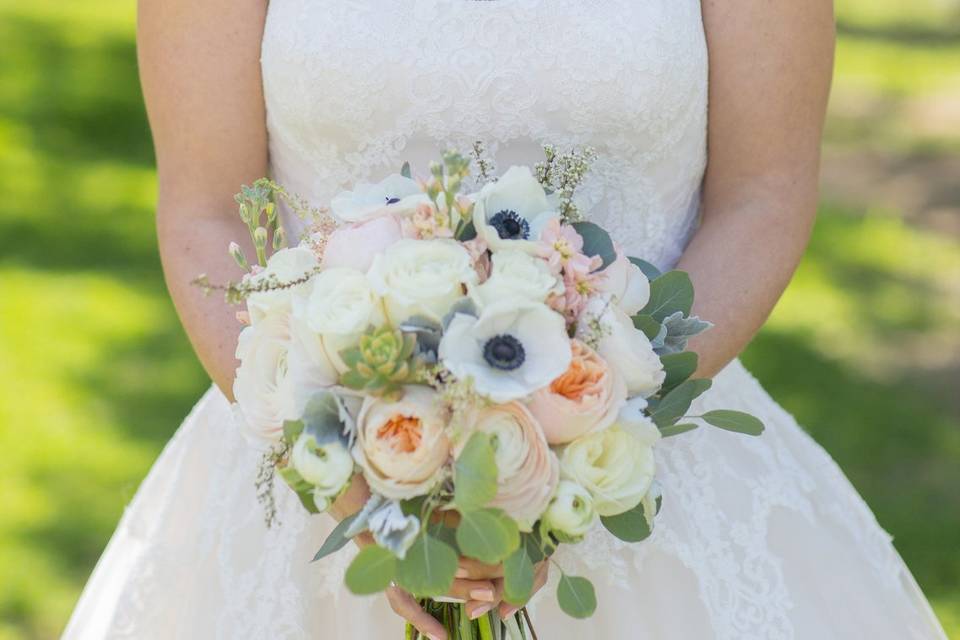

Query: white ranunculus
(367, 239), (477, 324)
(472, 166), (559, 254)
(439, 299), (572, 403)
(232, 313), (295, 443)
(290, 433), (354, 508)
(599, 250), (651, 315)
(543, 480), (597, 539)
(246, 247), (318, 324)
(331, 174), (429, 223)
(353, 386), (450, 500)
(472, 249), (563, 307)
(560, 424), (656, 517)
(578, 296), (665, 398)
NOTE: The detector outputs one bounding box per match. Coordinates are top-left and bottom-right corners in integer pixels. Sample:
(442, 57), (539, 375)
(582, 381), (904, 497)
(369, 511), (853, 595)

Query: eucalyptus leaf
(651, 378), (712, 428)
(658, 422), (700, 438)
(521, 531), (548, 564)
(628, 256), (662, 280)
(502, 546), (535, 605)
(312, 513), (359, 562)
(400, 161), (412, 179)
(556, 574), (597, 619)
(456, 508), (520, 564)
(396, 533), (459, 597)
(659, 351), (698, 394)
(454, 432), (498, 511)
(631, 314), (663, 342)
(345, 545), (396, 595)
(572, 221), (616, 270)
(702, 410), (765, 436)
(600, 500), (652, 543)
(641, 271), (694, 322)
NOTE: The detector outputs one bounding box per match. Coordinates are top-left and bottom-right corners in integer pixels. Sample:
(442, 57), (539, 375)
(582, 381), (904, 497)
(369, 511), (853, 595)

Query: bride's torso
(260, 0), (708, 269)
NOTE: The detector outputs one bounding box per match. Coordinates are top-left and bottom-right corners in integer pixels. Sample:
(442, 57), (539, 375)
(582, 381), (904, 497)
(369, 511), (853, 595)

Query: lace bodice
(261, 0), (708, 269)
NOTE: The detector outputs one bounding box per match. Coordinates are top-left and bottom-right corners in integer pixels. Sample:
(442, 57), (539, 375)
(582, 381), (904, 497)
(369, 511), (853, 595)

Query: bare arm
(139, 0), (269, 398)
(680, 0), (835, 377)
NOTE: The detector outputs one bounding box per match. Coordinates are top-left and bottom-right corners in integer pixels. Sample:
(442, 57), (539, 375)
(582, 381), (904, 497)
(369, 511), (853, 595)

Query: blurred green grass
(0, 0), (957, 638)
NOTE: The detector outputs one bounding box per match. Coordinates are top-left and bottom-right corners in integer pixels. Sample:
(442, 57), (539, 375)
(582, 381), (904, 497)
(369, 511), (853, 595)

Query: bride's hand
(456, 558), (549, 620)
(385, 573), (501, 640)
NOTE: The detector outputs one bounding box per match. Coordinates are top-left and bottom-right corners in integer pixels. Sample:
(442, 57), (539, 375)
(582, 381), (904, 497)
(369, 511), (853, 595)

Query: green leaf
(628, 256), (661, 280)
(426, 520), (461, 554)
(701, 410), (765, 436)
(641, 271), (694, 322)
(651, 378), (712, 428)
(658, 422), (700, 438)
(456, 508), (520, 564)
(521, 531), (548, 564)
(400, 161), (412, 179)
(556, 574), (597, 619)
(345, 545), (397, 595)
(600, 501), (652, 543)
(454, 432), (498, 511)
(396, 533), (459, 598)
(572, 221), (616, 270)
(659, 351), (698, 394)
(631, 314), (663, 341)
(312, 513), (359, 562)
(282, 419), (304, 444)
(502, 546), (535, 605)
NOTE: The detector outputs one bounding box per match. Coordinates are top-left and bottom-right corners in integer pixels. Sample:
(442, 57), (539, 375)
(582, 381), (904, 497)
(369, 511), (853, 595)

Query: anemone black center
(385, 196), (401, 205)
(489, 210), (530, 240)
(482, 334), (525, 371)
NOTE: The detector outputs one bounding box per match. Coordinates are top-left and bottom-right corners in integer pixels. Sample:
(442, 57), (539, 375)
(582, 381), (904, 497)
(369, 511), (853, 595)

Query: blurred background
(0, 0), (957, 637)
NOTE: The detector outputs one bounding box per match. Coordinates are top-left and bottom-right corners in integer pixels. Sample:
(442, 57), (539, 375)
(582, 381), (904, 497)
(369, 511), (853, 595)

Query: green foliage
(659, 351), (698, 394)
(453, 432), (498, 511)
(455, 509), (520, 565)
(556, 574), (597, 619)
(312, 514), (359, 562)
(650, 379), (712, 428)
(640, 271), (694, 322)
(701, 410), (765, 436)
(600, 501), (653, 543)
(571, 221), (616, 269)
(502, 546), (535, 605)
(658, 422), (700, 438)
(345, 545), (397, 595)
(396, 533), (459, 598)
(628, 256), (661, 280)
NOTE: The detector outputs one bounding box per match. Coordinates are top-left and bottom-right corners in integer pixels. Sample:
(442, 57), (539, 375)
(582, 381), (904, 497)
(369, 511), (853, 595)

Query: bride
(64, 0), (948, 638)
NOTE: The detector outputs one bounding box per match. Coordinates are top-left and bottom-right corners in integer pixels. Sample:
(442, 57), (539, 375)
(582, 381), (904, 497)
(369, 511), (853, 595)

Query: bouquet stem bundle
(405, 603), (537, 640)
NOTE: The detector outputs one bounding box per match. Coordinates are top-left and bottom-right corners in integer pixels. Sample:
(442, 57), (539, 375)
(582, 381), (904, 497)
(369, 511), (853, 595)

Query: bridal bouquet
(200, 144), (764, 639)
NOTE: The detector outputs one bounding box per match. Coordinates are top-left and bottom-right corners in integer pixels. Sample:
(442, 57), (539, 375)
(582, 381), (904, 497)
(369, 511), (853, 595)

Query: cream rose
(543, 480), (597, 539)
(245, 247), (317, 324)
(460, 403), (559, 530)
(472, 249), (563, 307)
(367, 239), (477, 324)
(527, 339), (627, 445)
(578, 296), (665, 398)
(290, 433), (354, 510)
(560, 424), (655, 517)
(232, 313), (295, 443)
(353, 386), (451, 500)
(599, 249), (651, 316)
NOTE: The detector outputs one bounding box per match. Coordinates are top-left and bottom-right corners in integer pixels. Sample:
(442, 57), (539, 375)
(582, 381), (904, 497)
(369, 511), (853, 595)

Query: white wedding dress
(64, 1), (948, 638)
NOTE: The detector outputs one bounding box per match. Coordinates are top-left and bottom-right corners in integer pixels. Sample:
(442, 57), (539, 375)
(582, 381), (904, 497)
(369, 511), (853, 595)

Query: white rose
(330, 174), (429, 223)
(353, 386), (450, 500)
(543, 480), (597, 538)
(560, 424), (655, 517)
(232, 313), (295, 443)
(246, 247), (317, 324)
(472, 166), (560, 254)
(599, 249), (651, 316)
(578, 296), (665, 398)
(439, 299), (571, 403)
(367, 239), (477, 324)
(472, 249), (563, 307)
(290, 433), (354, 507)
(282, 317), (342, 417)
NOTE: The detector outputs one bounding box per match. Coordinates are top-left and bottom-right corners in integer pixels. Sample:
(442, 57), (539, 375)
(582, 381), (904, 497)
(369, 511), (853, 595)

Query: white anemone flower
(330, 174), (428, 223)
(472, 166), (560, 253)
(439, 299), (572, 403)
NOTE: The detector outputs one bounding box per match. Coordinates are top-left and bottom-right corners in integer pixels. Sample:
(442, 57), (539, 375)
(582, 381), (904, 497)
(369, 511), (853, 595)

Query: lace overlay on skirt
(64, 0), (947, 638)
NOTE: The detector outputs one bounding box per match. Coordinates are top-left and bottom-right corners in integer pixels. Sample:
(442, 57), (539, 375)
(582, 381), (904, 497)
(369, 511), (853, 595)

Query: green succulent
(339, 326), (418, 397)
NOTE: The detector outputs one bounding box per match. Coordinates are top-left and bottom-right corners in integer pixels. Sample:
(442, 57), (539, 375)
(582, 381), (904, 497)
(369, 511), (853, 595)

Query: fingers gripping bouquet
(198, 144), (765, 639)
